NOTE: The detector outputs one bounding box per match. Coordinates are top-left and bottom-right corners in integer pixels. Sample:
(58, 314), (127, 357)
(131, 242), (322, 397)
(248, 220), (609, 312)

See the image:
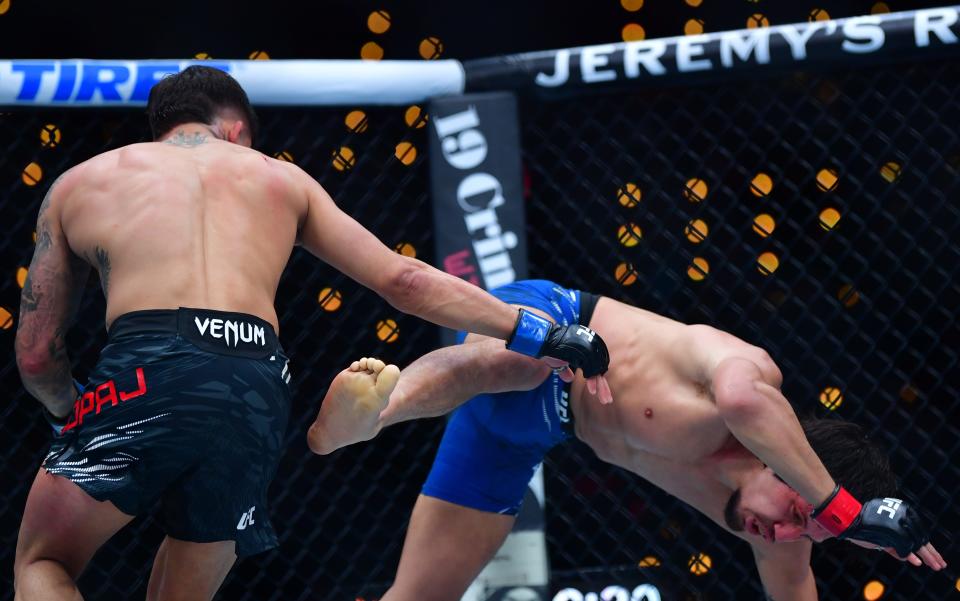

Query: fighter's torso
(569, 297), (773, 492)
(57, 140), (306, 331)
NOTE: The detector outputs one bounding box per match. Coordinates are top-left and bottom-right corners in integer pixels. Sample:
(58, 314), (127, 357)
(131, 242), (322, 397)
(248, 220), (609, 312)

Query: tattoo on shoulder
(165, 130), (207, 147)
(94, 246), (111, 294)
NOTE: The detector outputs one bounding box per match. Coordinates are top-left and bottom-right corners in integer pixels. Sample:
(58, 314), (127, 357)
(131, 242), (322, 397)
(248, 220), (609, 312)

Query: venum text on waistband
(194, 316), (266, 348)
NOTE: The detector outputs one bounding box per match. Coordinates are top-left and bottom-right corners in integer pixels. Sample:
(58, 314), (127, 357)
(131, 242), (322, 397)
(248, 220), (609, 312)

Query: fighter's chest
(586, 377), (731, 462)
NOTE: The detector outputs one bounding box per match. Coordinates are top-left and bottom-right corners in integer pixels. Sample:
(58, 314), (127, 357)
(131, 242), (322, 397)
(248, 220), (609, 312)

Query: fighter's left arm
(751, 539), (818, 601)
(712, 356), (837, 509)
(15, 173), (90, 420)
(713, 357), (947, 570)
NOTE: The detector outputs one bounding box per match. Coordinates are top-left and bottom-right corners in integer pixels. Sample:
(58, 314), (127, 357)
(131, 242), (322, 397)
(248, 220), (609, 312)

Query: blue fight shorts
(422, 280), (599, 515)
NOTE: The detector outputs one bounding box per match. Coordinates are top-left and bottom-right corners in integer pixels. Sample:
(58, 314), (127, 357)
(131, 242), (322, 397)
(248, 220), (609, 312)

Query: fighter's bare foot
(307, 357), (400, 455)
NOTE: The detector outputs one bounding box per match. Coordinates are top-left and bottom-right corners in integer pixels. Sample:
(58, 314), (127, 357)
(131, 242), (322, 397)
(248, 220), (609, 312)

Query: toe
(375, 364), (400, 398)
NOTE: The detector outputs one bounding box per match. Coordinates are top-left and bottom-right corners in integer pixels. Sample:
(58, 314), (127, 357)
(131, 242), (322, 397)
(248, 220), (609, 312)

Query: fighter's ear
(225, 120), (247, 145)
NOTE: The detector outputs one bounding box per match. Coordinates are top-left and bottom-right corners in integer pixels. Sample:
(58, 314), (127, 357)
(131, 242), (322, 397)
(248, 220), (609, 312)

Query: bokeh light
(615, 262), (638, 286)
(750, 172), (773, 197)
(688, 553), (712, 575)
(617, 223), (643, 247)
(816, 167), (839, 192)
(419, 37), (444, 59)
(395, 142), (417, 165)
(617, 183), (642, 207)
(684, 18), (705, 35)
(756, 251), (779, 275)
(863, 580), (885, 600)
(367, 10), (391, 34)
(361, 42), (384, 60)
(622, 23), (646, 41)
(820, 386), (843, 410)
(752, 214), (775, 237)
(687, 257), (709, 281)
(682, 178), (708, 202)
(345, 110), (369, 133)
(22, 162), (42, 186)
(685, 219), (708, 243)
(376, 318), (400, 343)
(394, 242), (416, 257)
(880, 161), (901, 183)
(317, 288), (343, 312)
(404, 105), (428, 128)
(332, 146), (356, 171)
(819, 207), (841, 230)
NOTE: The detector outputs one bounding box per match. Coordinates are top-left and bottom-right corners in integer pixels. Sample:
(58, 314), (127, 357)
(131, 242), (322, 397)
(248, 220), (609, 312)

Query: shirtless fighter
(310, 279), (946, 600)
(12, 70), (609, 601)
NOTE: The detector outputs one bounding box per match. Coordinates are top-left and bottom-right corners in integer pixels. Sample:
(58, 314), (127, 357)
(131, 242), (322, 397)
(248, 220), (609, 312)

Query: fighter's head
(147, 66), (258, 147)
(723, 417), (896, 544)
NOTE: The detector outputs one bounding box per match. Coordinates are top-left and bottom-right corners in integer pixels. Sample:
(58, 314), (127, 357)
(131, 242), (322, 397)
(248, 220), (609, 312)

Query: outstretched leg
(382, 495), (515, 601)
(307, 357), (400, 455)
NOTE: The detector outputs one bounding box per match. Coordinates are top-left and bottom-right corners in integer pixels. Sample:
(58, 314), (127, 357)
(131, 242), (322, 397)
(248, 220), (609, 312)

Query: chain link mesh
(1, 59), (957, 600)
(526, 58), (959, 599)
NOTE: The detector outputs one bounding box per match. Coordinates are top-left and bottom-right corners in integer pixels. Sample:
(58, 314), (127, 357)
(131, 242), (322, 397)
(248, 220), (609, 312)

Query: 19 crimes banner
(464, 6), (960, 93)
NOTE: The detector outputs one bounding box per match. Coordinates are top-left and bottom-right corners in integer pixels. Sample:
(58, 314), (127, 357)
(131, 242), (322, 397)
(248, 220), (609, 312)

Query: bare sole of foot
(308, 357), (400, 455)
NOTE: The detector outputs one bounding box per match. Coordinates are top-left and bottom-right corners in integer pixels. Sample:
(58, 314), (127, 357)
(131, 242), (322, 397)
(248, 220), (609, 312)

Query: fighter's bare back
(56, 136), (309, 331)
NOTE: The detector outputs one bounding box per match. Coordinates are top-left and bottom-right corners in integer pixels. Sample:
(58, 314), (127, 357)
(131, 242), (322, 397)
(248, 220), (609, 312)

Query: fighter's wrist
(811, 484), (862, 537)
(506, 309), (551, 357)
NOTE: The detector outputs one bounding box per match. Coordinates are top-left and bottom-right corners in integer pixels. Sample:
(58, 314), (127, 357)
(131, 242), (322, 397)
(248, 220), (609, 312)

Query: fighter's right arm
(295, 169), (518, 339)
(293, 167), (610, 390)
(15, 172), (90, 419)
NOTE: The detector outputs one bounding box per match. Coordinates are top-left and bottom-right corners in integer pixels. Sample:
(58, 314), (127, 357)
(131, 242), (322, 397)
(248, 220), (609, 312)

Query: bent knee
(14, 558), (77, 599)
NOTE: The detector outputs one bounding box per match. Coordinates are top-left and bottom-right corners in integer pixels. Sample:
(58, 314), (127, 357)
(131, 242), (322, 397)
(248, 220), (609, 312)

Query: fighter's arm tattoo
(15, 174), (90, 416)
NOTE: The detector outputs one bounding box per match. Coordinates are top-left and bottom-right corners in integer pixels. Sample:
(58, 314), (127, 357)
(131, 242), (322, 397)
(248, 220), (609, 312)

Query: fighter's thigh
(145, 536), (236, 601)
(384, 495), (516, 601)
(15, 469), (134, 579)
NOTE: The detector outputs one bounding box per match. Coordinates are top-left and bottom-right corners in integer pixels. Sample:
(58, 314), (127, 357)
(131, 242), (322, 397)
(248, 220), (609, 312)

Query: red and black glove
(811, 485), (929, 557)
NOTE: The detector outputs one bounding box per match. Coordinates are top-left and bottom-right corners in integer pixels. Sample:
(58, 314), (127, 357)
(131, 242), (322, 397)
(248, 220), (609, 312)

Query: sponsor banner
(0, 59), (464, 106)
(464, 6), (960, 95)
(428, 91), (528, 347)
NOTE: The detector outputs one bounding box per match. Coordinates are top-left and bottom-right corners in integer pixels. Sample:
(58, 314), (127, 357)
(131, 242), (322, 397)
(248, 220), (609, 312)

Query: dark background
(1, 1), (958, 600)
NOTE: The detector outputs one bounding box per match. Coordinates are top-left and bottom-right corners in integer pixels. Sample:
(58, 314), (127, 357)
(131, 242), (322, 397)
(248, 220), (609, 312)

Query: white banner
(0, 59), (465, 106)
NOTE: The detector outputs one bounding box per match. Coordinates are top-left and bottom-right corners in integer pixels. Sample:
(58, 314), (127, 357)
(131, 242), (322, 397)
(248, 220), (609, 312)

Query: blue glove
(506, 309), (609, 377)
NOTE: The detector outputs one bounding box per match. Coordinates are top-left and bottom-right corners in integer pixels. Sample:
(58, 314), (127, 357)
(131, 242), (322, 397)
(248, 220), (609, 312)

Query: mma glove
(506, 308), (610, 377)
(811, 484), (929, 557)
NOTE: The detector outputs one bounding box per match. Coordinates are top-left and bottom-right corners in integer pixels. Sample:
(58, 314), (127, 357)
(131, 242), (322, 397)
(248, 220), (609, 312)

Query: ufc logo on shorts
(877, 498), (902, 519)
(575, 326), (595, 342)
(236, 506), (256, 530)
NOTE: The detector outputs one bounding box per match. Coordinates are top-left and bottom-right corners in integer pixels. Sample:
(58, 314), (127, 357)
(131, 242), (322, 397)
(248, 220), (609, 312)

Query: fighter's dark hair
(800, 416), (898, 501)
(146, 65), (259, 144)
